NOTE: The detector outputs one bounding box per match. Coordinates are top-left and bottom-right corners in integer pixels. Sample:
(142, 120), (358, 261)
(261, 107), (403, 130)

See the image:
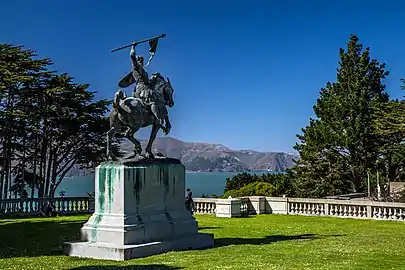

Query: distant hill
(120, 137), (298, 172)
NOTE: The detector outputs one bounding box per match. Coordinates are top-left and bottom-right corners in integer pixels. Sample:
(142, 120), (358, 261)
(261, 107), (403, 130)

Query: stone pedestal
(64, 158), (214, 261)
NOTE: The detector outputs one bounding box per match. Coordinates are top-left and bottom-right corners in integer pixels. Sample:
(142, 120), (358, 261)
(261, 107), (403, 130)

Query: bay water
(56, 171), (269, 198)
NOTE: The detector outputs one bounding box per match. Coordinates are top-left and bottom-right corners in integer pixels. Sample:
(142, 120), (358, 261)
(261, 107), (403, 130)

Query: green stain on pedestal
(158, 165), (171, 214)
(132, 168), (142, 203)
(91, 165), (107, 241)
(172, 165), (176, 196)
(98, 165), (106, 211)
(159, 165), (170, 192)
(91, 214), (102, 242)
(106, 166), (116, 212)
(131, 167), (143, 224)
(91, 164), (118, 241)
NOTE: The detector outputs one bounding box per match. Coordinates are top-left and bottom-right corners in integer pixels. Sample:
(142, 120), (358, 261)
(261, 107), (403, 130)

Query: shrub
(224, 171), (296, 197)
(223, 181), (275, 198)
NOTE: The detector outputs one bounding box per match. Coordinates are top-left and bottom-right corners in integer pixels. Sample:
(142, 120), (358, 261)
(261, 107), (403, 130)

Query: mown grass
(0, 214), (404, 270)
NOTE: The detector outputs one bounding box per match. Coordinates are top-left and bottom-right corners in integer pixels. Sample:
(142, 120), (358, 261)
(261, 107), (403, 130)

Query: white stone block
(265, 197), (288, 214)
(215, 198), (242, 218)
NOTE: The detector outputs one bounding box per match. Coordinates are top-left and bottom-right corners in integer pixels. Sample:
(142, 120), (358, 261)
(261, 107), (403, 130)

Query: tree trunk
(44, 140), (53, 196)
(50, 158), (76, 198)
(3, 152), (10, 199)
(49, 150), (58, 198)
(38, 138), (45, 198)
(0, 166), (4, 200)
(7, 160), (12, 199)
(31, 136), (38, 198)
(22, 133), (26, 199)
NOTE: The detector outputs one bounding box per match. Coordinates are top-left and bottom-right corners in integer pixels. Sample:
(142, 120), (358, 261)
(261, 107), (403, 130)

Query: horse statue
(106, 73), (175, 160)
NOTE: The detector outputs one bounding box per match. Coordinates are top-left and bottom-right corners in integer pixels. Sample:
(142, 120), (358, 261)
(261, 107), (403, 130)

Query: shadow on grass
(229, 215), (254, 218)
(214, 233), (344, 247)
(198, 226), (221, 230)
(0, 212), (90, 220)
(0, 219), (83, 258)
(0, 217), (345, 260)
(70, 265), (183, 270)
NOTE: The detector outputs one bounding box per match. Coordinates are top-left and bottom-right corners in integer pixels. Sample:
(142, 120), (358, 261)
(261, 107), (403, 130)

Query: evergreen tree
(0, 44), (123, 198)
(19, 72), (123, 197)
(372, 79), (405, 185)
(0, 44), (52, 199)
(292, 35), (390, 197)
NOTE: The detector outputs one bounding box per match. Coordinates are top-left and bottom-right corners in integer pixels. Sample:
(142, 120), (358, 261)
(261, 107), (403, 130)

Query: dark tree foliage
(372, 79), (405, 185)
(292, 34), (390, 198)
(0, 44), (123, 199)
(224, 172), (260, 191)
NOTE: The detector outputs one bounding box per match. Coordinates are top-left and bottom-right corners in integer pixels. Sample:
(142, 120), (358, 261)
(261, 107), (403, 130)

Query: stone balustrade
(192, 198), (216, 214)
(0, 197), (93, 217)
(193, 196), (405, 221)
(281, 197), (405, 221)
(2, 196), (405, 222)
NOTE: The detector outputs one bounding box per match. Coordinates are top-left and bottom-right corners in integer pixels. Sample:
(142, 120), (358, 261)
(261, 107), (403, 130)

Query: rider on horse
(130, 44), (165, 126)
(118, 43), (165, 126)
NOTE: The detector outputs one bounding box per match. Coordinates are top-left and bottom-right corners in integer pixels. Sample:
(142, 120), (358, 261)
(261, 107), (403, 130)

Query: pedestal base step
(64, 232), (214, 261)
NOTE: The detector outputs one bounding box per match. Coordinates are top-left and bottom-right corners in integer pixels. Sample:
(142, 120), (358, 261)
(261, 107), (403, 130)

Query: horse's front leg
(125, 126), (142, 156)
(158, 105), (171, 135)
(163, 116), (171, 135)
(144, 124), (160, 159)
(106, 127), (117, 161)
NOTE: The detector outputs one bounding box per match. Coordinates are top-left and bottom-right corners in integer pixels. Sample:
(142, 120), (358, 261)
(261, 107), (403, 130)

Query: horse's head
(113, 89), (127, 107)
(150, 72), (175, 108)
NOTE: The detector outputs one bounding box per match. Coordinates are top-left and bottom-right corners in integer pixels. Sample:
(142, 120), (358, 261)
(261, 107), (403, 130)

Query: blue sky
(1, 0), (405, 153)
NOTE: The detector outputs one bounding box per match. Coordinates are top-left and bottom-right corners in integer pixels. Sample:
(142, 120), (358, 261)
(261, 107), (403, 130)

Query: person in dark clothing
(185, 188), (194, 214)
(40, 201), (57, 217)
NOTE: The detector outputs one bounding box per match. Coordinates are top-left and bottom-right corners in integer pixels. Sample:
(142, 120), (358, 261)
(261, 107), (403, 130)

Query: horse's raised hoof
(134, 147), (142, 156)
(154, 151), (165, 158)
(163, 126), (171, 135)
(143, 152), (155, 159)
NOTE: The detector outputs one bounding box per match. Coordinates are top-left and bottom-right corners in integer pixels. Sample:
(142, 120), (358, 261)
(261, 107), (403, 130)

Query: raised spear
(110, 33), (167, 53)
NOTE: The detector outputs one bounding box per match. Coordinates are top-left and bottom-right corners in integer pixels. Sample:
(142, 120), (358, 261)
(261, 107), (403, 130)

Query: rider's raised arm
(130, 43), (139, 68)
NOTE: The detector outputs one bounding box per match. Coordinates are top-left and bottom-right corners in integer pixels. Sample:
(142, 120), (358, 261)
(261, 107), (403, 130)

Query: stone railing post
(192, 198), (216, 214)
(215, 198), (242, 218)
(324, 202), (329, 216)
(248, 196), (266, 214)
(367, 204), (372, 218)
(264, 197), (288, 214)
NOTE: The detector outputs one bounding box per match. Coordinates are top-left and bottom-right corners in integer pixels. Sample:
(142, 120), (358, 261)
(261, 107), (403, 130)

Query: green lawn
(0, 214), (404, 270)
